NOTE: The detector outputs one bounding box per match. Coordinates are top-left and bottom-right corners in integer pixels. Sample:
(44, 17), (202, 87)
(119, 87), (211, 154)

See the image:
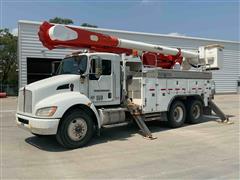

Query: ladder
(127, 102), (156, 139)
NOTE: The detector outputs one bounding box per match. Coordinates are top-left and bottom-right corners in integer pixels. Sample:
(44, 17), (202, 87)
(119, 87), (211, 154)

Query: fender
(34, 92), (102, 128)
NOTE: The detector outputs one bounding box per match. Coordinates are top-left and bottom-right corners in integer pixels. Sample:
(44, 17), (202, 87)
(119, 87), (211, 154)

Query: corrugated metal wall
(18, 22), (73, 88)
(18, 21), (240, 93)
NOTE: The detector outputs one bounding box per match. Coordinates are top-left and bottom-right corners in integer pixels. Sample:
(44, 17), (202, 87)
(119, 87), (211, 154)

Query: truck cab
(16, 52), (123, 148)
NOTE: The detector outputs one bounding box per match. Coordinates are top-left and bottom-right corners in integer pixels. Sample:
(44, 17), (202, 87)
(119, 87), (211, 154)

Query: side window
(102, 60), (111, 75)
(90, 58), (111, 80)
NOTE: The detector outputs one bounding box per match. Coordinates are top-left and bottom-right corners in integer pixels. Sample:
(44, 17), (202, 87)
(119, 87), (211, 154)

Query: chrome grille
(18, 90), (24, 112)
(25, 90), (32, 113)
(18, 89), (32, 113)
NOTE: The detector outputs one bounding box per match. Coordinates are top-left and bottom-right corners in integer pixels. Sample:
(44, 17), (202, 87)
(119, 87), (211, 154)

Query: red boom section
(38, 21), (182, 69)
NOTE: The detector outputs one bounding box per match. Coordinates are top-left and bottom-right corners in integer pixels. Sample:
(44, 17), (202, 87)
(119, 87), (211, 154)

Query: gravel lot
(1, 94), (239, 179)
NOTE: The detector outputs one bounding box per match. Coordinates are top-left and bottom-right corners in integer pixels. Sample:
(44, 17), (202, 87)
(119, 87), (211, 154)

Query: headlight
(36, 106), (57, 117)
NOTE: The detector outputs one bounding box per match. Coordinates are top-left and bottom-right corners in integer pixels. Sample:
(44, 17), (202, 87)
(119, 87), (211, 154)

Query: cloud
(11, 28), (18, 36)
(167, 32), (186, 37)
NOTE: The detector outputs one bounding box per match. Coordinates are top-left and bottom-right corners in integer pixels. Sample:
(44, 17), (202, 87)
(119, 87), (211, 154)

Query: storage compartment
(128, 77), (158, 113)
(127, 78), (142, 106)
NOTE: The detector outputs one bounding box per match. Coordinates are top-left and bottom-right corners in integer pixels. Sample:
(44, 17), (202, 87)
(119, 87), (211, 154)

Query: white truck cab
(16, 52), (122, 139)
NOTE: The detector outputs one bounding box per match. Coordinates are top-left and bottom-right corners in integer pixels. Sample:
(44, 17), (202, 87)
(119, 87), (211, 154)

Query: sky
(0, 0), (239, 41)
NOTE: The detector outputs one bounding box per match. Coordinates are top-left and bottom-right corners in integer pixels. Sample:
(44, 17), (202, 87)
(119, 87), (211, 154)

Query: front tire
(167, 100), (186, 128)
(56, 109), (94, 149)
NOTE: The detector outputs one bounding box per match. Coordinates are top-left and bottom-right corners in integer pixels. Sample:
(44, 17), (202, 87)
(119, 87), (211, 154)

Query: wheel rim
(192, 104), (201, 119)
(173, 106), (184, 123)
(67, 118), (88, 141)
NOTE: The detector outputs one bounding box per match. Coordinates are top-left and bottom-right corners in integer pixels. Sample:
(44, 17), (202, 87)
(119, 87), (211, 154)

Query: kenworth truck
(16, 22), (228, 148)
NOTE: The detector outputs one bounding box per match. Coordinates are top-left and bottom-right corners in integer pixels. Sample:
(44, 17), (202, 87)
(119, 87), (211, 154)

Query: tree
(81, 23), (98, 28)
(0, 29), (17, 84)
(49, 17), (74, 25)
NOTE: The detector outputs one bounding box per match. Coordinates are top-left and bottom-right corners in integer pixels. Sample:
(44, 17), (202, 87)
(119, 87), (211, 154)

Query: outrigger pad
(216, 119), (234, 125)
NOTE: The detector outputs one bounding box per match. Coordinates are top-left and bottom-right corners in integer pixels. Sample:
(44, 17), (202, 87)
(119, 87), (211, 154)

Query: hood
(26, 74), (80, 91)
(25, 75), (81, 110)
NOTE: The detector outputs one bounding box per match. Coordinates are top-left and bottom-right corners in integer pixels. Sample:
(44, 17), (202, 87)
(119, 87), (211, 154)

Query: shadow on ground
(25, 114), (234, 152)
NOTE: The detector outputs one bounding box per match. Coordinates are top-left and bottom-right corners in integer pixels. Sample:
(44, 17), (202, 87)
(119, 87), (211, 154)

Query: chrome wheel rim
(173, 106), (184, 122)
(67, 118), (88, 141)
(192, 104), (201, 119)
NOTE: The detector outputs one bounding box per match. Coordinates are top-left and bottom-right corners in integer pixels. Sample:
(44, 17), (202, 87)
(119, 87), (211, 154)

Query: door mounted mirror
(89, 55), (102, 80)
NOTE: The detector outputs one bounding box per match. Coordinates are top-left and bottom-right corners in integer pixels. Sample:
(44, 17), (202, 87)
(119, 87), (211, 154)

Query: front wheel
(56, 109), (94, 149)
(167, 100), (186, 128)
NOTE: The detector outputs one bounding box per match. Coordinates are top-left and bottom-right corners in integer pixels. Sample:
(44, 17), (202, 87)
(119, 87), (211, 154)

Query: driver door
(88, 55), (113, 106)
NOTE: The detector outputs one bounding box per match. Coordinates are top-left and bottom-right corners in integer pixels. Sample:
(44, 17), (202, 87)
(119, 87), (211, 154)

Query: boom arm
(38, 21), (222, 70)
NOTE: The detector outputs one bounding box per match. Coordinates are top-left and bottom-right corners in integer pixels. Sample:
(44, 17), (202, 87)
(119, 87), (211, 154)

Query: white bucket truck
(16, 22), (228, 148)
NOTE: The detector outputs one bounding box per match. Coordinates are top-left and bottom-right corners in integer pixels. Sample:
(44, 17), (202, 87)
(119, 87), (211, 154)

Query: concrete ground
(1, 94), (239, 179)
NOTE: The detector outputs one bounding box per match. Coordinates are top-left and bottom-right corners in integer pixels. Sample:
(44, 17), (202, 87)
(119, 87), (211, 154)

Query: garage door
(27, 57), (61, 84)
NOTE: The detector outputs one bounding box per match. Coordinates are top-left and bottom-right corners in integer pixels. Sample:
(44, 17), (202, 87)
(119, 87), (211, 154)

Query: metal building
(18, 20), (240, 93)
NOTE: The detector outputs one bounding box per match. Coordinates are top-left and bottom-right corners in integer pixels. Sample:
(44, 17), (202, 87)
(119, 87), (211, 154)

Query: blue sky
(0, 0), (239, 41)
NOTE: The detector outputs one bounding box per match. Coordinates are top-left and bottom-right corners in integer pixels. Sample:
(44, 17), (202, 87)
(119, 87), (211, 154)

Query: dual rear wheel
(167, 99), (203, 128)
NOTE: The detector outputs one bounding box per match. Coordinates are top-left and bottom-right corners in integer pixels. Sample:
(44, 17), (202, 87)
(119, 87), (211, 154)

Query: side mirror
(78, 68), (85, 75)
(89, 55), (102, 80)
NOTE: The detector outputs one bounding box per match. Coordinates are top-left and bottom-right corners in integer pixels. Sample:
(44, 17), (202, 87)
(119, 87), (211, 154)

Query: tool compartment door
(142, 78), (157, 113)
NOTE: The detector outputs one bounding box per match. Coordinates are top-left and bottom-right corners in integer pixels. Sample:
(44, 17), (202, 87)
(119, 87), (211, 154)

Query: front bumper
(16, 113), (60, 135)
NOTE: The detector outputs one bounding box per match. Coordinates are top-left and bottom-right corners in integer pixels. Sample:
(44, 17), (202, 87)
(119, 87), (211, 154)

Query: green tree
(49, 17), (74, 24)
(81, 23), (98, 28)
(0, 29), (17, 84)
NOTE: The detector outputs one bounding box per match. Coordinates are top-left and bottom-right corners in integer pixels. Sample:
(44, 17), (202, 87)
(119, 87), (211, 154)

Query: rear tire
(187, 100), (203, 124)
(56, 109), (94, 149)
(167, 100), (186, 128)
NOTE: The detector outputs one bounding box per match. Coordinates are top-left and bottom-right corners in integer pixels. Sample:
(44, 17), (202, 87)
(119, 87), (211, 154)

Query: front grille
(25, 90), (32, 113)
(18, 118), (29, 124)
(18, 90), (24, 112)
(18, 89), (32, 113)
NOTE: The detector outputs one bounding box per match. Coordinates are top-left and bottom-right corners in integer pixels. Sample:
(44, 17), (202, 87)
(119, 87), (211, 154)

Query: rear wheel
(187, 100), (203, 124)
(167, 100), (186, 128)
(56, 109), (94, 149)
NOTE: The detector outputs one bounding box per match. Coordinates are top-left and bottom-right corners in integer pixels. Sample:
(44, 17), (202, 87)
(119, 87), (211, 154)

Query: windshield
(57, 55), (88, 75)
